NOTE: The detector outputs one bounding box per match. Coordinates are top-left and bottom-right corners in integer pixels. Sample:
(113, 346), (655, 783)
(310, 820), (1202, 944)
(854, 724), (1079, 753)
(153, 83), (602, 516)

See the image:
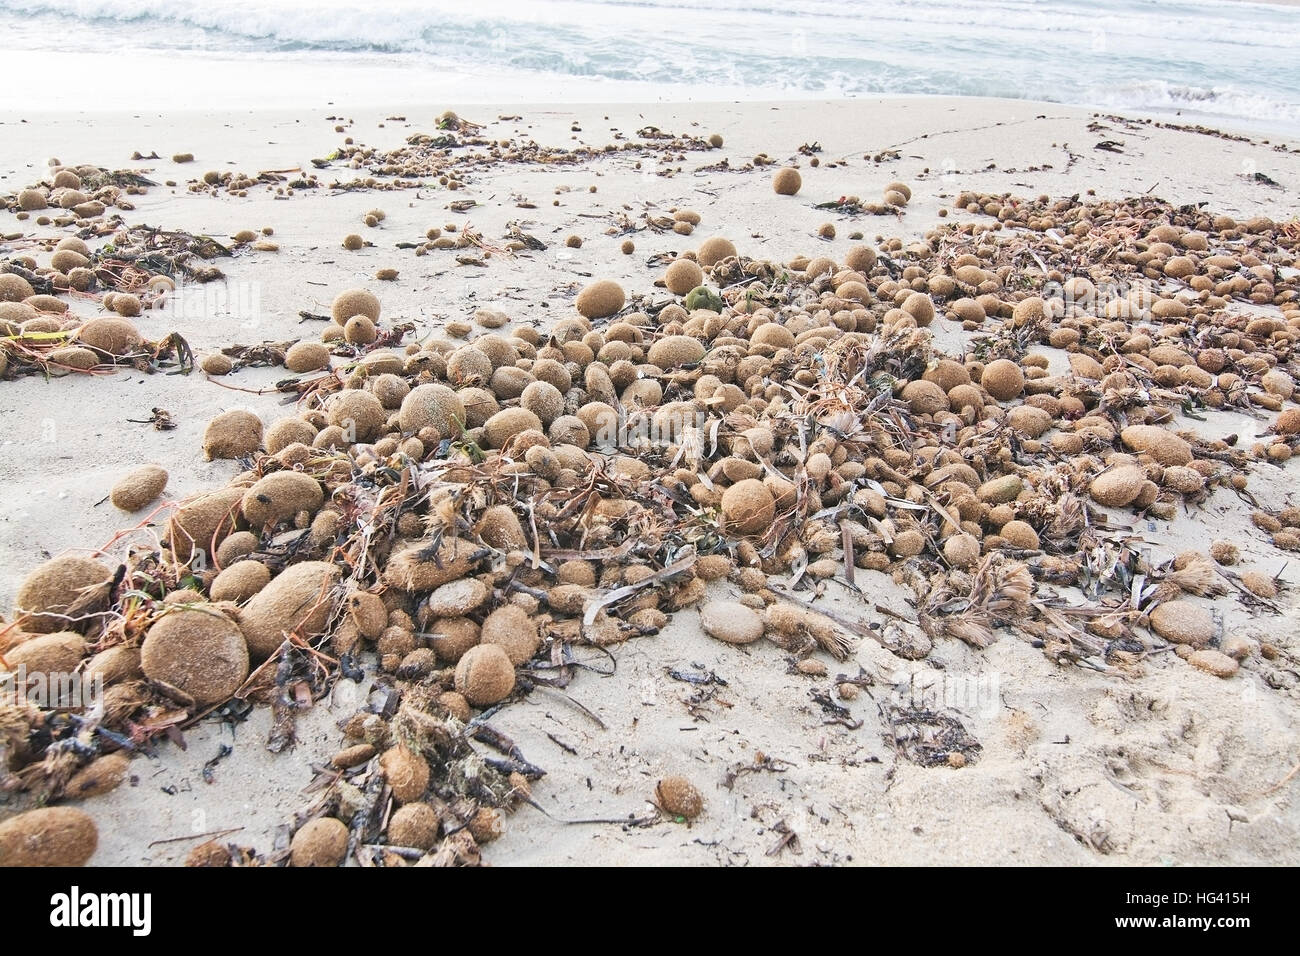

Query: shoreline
(3, 98), (1295, 223)
(1, 50), (1297, 139)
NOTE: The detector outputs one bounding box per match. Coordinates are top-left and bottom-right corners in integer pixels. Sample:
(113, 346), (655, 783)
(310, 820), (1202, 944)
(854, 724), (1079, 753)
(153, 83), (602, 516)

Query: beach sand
(1, 97), (1297, 866)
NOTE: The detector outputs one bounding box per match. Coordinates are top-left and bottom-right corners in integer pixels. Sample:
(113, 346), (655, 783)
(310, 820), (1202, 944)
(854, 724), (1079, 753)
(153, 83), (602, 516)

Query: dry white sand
(1, 97), (1297, 865)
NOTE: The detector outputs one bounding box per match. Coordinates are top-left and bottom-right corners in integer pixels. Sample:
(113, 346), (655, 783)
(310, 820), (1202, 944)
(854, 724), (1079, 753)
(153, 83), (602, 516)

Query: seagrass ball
(696, 237), (737, 268)
(844, 245), (877, 273)
(290, 818), (348, 867)
(285, 341), (331, 373)
(14, 555), (114, 633)
(380, 745), (431, 803)
(575, 279), (625, 319)
(647, 334), (705, 369)
(78, 317), (142, 355)
(330, 288), (380, 325)
(772, 167), (802, 196)
(111, 464), (168, 512)
(655, 776), (704, 819)
(665, 258), (704, 296)
(0, 273), (35, 301)
(388, 803), (439, 850)
(454, 643), (516, 706)
(344, 315), (377, 344)
(140, 606), (249, 706)
(200, 354), (233, 375)
(980, 359), (1024, 401)
(203, 409), (263, 459)
(63, 753), (131, 800)
(480, 604), (540, 665)
(720, 479), (775, 536)
(0, 807), (98, 866)
(901, 292), (935, 326)
(399, 383), (465, 435)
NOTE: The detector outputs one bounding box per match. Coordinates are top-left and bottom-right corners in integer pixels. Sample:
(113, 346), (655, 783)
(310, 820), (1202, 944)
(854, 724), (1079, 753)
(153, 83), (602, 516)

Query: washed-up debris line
(2, 180), (1298, 865)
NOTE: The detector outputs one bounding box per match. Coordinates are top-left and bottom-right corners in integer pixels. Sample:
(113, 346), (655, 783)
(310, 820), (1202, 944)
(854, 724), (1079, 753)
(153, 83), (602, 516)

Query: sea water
(0, 0), (1296, 135)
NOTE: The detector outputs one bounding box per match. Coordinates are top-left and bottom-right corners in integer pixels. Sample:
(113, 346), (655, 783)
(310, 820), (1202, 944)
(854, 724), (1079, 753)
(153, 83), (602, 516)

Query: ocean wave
(1, 0), (1297, 131)
(1082, 80), (1300, 129)
(5, 0), (1298, 55)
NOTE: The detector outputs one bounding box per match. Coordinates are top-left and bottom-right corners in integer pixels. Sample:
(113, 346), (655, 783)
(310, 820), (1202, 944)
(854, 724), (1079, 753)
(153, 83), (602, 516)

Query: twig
(1264, 759), (1300, 796)
(147, 826), (244, 847)
(581, 554), (696, 629)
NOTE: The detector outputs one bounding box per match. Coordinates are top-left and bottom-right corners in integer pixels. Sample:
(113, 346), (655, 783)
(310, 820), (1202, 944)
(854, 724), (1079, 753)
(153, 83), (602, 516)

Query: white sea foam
(0, 0), (1295, 132)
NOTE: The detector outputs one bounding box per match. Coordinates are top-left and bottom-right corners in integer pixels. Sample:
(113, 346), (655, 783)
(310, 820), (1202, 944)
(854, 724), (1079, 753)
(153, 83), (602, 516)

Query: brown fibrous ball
(655, 776), (704, 819)
(664, 258), (704, 296)
(772, 167), (802, 196)
(720, 479), (775, 536)
(290, 817), (349, 867)
(454, 643), (516, 706)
